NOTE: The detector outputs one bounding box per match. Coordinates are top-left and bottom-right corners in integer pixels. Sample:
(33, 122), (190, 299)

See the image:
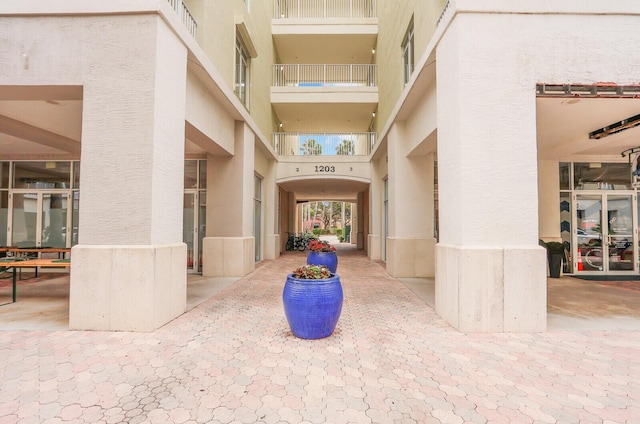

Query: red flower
(308, 239), (336, 252)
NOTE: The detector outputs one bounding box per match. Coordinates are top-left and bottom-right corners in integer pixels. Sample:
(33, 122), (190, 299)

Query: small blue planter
(307, 251), (338, 273)
(282, 273), (343, 339)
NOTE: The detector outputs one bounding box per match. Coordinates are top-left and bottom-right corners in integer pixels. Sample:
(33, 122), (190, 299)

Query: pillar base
(386, 237), (437, 278)
(264, 234), (280, 260)
(69, 243), (187, 332)
(435, 244), (546, 332)
(202, 237), (255, 277)
(368, 234), (381, 260)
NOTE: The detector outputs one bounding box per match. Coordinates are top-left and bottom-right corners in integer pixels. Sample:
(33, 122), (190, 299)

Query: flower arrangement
(292, 264), (332, 279)
(307, 239), (336, 252)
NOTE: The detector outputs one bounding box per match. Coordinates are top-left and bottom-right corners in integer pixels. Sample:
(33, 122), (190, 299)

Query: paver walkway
(1, 246), (639, 423)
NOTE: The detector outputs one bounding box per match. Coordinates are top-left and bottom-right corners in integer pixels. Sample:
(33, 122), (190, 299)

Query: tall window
(254, 174), (262, 262)
(235, 32), (250, 107)
(402, 18), (414, 87)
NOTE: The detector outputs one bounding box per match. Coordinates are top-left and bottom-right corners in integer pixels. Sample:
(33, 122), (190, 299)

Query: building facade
(1, 0), (640, 332)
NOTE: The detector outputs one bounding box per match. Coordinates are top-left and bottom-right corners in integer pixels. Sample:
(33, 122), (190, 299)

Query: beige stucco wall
(185, 0), (274, 144)
(375, 0), (447, 133)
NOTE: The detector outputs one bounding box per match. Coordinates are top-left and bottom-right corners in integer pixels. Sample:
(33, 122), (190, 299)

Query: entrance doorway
(10, 191), (70, 248)
(574, 193), (636, 274)
(183, 191), (205, 273)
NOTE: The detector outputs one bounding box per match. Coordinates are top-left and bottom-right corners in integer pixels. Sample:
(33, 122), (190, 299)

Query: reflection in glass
(559, 162), (570, 190)
(0, 191), (7, 246)
(12, 193), (38, 248)
(573, 162), (631, 190)
(72, 191), (80, 246)
(576, 195), (602, 271)
(13, 161), (71, 189)
(0, 162), (9, 189)
(184, 193), (195, 270)
(41, 193), (68, 248)
(199, 160), (207, 189)
(184, 160), (198, 189)
(198, 192), (206, 273)
(607, 195), (633, 271)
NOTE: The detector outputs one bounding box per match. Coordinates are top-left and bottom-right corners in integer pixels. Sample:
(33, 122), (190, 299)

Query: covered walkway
(0, 245), (639, 422)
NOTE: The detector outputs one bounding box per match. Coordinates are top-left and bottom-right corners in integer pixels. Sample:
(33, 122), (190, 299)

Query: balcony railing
(167, 0), (197, 37)
(274, 132), (375, 156)
(273, 64), (377, 87)
(273, 0), (376, 18)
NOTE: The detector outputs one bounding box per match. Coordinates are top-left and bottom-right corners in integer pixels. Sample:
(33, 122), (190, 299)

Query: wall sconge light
(279, 122), (283, 128)
(371, 48), (376, 54)
(372, 112), (376, 117)
(589, 113), (640, 139)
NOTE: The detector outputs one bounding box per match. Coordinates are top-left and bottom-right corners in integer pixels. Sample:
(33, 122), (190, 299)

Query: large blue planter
(306, 251), (338, 273)
(282, 273), (343, 339)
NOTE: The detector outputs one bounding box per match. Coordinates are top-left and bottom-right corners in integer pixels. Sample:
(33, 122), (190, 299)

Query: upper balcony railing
(167, 0), (197, 37)
(273, 64), (377, 87)
(273, 0), (376, 19)
(274, 132), (375, 156)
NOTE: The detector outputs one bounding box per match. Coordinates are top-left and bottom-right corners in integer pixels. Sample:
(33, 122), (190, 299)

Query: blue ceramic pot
(282, 273), (343, 339)
(306, 251), (338, 273)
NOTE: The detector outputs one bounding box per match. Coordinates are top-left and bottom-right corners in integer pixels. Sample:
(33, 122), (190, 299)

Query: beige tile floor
(1, 242), (639, 423)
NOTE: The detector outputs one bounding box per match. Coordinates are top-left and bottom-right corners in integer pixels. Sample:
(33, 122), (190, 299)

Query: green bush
(312, 228), (321, 236)
(335, 228), (343, 236)
(338, 236), (345, 243)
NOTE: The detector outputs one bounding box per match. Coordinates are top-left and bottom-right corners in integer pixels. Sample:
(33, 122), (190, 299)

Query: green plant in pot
(544, 241), (566, 278)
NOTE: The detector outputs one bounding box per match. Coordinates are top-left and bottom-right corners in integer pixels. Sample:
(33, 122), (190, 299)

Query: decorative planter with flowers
(282, 264), (343, 339)
(306, 239), (338, 273)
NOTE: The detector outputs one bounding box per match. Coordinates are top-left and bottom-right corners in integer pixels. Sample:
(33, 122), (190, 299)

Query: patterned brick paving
(1, 246), (639, 423)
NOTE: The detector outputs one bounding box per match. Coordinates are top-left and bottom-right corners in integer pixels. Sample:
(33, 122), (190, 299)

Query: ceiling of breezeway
(278, 176), (368, 202)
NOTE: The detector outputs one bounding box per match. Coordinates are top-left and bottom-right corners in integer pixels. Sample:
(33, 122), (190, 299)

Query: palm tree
(301, 138), (322, 155)
(336, 139), (355, 155)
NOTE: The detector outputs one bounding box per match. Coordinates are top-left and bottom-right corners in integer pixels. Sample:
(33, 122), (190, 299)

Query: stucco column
(203, 121), (256, 277)
(386, 123), (437, 277)
(262, 158), (280, 260)
(70, 18), (188, 331)
(434, 14), (546, 332)
(368, 155), (386, 260)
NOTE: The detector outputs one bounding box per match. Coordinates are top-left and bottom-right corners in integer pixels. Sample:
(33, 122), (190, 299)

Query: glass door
(10, 192), (69, 248)
(574, 193), (636, 274)
(184, 192), (198, 273)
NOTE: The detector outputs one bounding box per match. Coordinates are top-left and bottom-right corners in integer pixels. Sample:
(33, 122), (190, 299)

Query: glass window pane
(13, 161), (71, 189)
(559, 162), (570, 190)
(184, 160), (197, 189)
(199, 160), (207, 189)
(198, 191), (206, 273)
(0, 191), (7, 246)
(12, 193), (37, 248)
(560, 192), (571, 272)
(0, 162), (9, 189)
(72, 191), (79, 246)
(41, 193), (68, 248)
(73, 161), (81, 189)
(573, 162), (631, 190)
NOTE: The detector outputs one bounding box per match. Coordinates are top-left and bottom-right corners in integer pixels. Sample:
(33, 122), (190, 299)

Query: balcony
(273, 0), (376, 19)
(167, 0), (197, 37)
(274, 132), (375, 156)
(273, 64), (376, 87)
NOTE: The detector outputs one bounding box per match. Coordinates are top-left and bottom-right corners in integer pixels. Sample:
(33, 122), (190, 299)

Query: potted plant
(543, 241), (566, 278)
(306, 239), (338, 273)
(282, 264), (343, 339)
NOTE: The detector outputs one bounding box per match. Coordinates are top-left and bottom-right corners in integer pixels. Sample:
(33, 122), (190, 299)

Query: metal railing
(273, 0), (376, 18)
(272, 64), (377, 87)
(274, 132), (375, 156)
(167, 0), (197, 37)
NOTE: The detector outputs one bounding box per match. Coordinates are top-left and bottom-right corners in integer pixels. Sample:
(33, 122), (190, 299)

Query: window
(235, 32), (250, 107)
(402, 18), (414, 87)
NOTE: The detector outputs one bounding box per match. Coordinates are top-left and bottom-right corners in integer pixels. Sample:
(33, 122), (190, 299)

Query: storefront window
(12, 161), (71, 189)
(0, 162), (9, 188)
(184, 160), (198, 189)
(559, 162), (570, 190)
(573, 162), (631, 190)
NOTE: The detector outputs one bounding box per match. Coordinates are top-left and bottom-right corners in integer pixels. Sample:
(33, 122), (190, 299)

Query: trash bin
(344, 225), (351, 243)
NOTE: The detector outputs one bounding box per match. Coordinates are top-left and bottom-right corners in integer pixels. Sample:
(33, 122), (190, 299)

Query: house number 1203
(315, 165), (336, 172)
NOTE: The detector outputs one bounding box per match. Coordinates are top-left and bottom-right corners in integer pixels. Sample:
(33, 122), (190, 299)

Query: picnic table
(0, 258), (71, 303)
